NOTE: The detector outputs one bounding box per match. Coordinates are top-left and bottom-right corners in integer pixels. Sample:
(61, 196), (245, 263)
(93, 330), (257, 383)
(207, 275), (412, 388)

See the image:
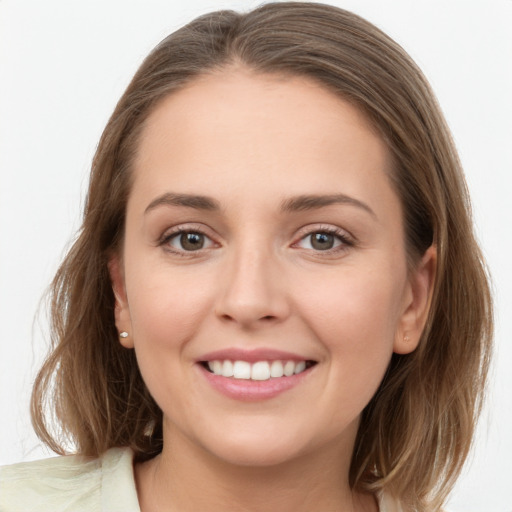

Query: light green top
(0, 447), (402, 511)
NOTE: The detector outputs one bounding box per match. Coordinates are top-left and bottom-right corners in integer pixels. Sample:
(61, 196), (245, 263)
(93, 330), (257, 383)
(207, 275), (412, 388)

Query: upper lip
(197, 348), (315, 363)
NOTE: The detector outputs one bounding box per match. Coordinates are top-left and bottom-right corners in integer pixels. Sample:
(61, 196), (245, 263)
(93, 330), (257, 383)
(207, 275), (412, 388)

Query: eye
(165, 231), (215, 252)
(295, 229), (352, 252)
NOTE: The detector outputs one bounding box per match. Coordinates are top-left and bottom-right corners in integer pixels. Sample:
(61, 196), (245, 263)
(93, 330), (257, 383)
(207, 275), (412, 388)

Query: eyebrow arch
(144, 192), (220, 214)
(280, 194), (377, 219)
(144, 192), (376, 218)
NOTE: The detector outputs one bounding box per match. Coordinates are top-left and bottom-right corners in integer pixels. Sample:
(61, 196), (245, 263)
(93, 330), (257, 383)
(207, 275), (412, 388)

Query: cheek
(299, 265), (404, 342)
(124, 263), (216, 382)
(294, 265), (405, 396)
(126, 259), (213, 334)
(123, 267), (218, 421)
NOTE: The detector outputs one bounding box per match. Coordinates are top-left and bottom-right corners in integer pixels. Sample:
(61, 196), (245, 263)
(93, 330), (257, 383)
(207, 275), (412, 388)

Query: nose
(215, 243), (291, 329)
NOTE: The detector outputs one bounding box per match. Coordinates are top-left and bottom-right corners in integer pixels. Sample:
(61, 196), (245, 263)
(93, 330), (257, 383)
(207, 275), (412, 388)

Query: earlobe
(108, 255), (134, 349)
(394, 245), (437, 354)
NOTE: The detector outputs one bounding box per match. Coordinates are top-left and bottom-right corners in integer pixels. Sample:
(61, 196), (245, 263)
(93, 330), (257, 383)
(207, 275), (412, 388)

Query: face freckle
(110, 67), (429, 469)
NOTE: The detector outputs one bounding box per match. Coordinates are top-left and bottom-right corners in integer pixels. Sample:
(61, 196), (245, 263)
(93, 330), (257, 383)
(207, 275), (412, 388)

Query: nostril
(217, 311), (236, 322)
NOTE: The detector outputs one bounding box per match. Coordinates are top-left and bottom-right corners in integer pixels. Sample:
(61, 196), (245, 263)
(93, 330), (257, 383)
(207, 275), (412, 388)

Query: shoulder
(0, 447), (140, 512)
(377, 492), (451, 512)
(377, 491), (405, 512)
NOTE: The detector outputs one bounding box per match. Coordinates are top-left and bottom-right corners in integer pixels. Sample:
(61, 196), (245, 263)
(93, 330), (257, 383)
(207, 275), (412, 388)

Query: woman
(0, 3), (492, 511)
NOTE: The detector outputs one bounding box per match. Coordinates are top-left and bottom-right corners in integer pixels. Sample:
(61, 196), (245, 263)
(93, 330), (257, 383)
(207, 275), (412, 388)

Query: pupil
(311, 233), (334, 250)
(181, 232), (204, 250)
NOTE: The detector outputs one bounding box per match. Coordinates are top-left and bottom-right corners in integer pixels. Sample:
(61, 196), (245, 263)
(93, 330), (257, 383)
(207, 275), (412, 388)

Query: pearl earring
(119, 331), (129, 338)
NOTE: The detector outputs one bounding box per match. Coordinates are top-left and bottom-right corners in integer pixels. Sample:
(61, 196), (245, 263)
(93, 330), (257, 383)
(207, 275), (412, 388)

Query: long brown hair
(31, 3), (493, 510)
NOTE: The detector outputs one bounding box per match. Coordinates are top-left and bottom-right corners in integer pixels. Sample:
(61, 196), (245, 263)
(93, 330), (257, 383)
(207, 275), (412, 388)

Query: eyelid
(158, 223), (219, 254)
(157, 223), (355, 256)
(291, 224), (355, 252)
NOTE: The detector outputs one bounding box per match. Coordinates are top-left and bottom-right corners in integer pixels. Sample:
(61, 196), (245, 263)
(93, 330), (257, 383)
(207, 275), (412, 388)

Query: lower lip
(198, 364), (313, 401)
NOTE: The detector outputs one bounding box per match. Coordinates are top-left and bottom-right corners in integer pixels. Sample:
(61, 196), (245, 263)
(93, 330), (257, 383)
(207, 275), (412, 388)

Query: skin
(110, 67), (436, 512)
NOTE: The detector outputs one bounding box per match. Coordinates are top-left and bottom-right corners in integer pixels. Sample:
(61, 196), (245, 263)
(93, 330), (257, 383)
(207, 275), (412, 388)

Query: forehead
(136, 68), (385, 162)
(130, 68), (397, 219)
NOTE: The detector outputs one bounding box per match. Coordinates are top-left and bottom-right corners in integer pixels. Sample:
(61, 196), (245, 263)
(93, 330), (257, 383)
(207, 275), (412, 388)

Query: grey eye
(296, 231), (344, 251)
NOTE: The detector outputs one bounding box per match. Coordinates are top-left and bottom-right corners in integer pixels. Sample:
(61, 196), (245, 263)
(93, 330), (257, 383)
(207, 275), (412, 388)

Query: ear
(393, 245), (437, 354)
(108, 254), (134, 349)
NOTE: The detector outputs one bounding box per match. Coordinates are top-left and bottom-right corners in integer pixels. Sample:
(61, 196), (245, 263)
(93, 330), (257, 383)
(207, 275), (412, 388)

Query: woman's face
(112, 68), (434, 467)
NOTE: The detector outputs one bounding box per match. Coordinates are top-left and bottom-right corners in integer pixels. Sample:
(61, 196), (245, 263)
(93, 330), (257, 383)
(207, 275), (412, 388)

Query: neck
(135, 421), (377, 512)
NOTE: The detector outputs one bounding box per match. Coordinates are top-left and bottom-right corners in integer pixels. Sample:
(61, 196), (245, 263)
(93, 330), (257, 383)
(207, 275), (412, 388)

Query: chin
(190, 419), (344, 469)
(206, 439), (306, 468)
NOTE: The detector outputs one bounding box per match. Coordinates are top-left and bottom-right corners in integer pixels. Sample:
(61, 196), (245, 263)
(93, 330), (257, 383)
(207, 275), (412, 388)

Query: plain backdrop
(1, 1), (511, 511)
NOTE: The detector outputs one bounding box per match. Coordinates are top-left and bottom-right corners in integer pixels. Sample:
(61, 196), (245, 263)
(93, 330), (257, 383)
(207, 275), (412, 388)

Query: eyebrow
(280, 194), (377, 219)
(144, 192), (376, 219)
(144, 192), (220, 214)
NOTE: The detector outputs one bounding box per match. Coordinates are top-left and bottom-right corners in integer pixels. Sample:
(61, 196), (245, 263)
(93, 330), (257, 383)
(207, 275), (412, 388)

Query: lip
(197, 347), (311, 363)
(198, 364), (314, 401)
(196, 348), (316, 402)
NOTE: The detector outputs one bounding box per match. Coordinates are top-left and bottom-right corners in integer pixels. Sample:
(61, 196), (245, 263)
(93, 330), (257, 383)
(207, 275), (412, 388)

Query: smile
(203, 360), (316, 381)
(197, 348), (318, 400)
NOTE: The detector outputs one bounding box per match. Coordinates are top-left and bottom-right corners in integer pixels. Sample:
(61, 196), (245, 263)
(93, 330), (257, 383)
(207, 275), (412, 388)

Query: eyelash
(158, 224), (355, 257)
(158, 225), (216, 257)
(292, 225), (354, 255)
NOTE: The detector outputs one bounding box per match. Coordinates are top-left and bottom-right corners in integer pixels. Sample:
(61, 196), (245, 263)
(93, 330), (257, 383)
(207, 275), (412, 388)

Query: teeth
(207, 359), (310, 380)
(294, 361), (306, 374)
(233, 361), (251, 379)
(222, 360), (234, 377)
(283, 361), (295, 377)
(270, 360), (284, 378)
(251, 361), (270, 381)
